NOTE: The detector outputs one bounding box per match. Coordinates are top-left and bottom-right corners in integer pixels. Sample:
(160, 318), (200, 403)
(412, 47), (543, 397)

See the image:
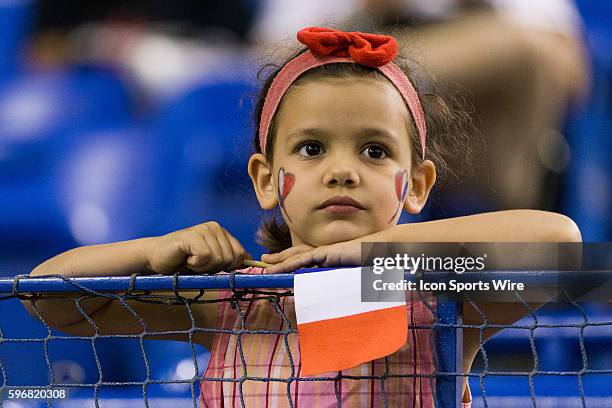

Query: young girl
(25, 27), (581, 407)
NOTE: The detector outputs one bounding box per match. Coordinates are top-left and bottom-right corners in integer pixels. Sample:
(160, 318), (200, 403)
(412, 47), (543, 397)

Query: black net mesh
(1, 271), (611, 407)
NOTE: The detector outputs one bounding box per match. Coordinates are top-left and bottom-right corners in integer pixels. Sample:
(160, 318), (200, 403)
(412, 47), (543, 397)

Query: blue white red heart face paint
(387, 170), (408, 223)
(277, 167), (295, 223)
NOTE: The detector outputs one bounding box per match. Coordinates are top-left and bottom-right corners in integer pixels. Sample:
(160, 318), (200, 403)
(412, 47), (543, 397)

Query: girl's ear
(404, 160), (436, 214)
(248, 153), (278, 210)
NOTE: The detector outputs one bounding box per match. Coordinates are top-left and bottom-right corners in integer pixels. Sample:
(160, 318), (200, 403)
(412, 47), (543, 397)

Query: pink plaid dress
(199, 267), (470, 407)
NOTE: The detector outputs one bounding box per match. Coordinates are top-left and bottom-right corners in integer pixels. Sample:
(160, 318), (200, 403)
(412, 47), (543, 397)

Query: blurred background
(0, 0), (610, 405)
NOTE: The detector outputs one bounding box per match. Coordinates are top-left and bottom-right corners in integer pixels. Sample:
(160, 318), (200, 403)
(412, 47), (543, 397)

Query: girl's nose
(323, 166), (360, 187)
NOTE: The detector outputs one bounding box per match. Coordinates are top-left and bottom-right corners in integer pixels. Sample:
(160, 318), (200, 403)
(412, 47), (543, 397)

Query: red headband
(259, 27), (427, 159)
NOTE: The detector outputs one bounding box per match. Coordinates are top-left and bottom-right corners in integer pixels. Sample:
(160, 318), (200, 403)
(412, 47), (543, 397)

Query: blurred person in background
(29, 0), (259, 102)
(251, 0), (590, 215)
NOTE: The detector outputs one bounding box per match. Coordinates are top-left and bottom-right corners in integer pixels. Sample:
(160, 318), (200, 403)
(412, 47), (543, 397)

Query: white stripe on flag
(294, 267), (405, 324)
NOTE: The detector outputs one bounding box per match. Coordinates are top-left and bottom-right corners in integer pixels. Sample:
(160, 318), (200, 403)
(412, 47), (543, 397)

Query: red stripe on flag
(298, 305), (407, 376)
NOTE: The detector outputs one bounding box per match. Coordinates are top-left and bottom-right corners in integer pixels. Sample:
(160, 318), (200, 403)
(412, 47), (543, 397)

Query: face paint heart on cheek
(387, 169), (408, 223)
(277, 167), (295, 223)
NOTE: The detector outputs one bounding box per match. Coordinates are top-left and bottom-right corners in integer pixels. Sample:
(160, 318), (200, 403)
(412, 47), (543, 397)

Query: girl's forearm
(26, 237), (157, 328)
(367, 210), (582, 243)
(30, 237), (156, 278)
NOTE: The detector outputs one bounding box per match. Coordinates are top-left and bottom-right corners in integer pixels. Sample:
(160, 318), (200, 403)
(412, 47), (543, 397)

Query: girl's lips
(321, 204), (363, 215)
(318, 196), (365, 209)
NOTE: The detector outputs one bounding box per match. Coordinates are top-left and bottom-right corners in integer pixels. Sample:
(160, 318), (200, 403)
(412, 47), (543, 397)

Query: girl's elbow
(549, 213), (582, 243)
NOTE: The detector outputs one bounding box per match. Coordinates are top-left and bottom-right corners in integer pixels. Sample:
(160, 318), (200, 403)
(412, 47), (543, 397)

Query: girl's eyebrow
(356, 127), (401, 148)
(286, 127), (328, 142)
(287, 127), (401, 147)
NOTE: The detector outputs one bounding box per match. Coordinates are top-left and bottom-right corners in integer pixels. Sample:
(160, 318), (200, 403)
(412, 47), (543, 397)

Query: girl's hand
(145, 222), (251, 274)
(262, 240), (361, 274)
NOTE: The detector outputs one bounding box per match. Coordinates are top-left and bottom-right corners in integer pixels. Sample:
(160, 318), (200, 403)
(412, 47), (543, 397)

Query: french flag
(294, 267), (407, 376)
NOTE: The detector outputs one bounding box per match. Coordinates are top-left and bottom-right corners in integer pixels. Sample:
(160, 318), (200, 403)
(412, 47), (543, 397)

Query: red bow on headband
(297, 27), (398, 68)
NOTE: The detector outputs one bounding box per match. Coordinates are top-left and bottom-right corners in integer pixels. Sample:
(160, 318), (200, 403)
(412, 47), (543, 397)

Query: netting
(1, 270), (611, 408)
(464, 291), (612, 407)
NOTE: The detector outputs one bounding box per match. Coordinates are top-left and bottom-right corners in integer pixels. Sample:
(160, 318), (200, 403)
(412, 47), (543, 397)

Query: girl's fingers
(195, 227), (228, 272)
(267, 249), (321, 273)
(262, 244), (314, 263)
(309, 250), (330, 267)
(223, 229), (252, 271)
(262, 245), (306, 263)
(203, 223), (251, 272)
(184, 233), (214, 273)
(167, 221), (251, 274)
(215, 226), (239, 270)
(265, 245), (349, 274)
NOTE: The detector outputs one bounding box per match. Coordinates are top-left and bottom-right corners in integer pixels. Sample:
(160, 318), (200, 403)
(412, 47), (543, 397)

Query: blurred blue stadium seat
(156, 80), (264, 256)
(0, 66), (134, 256)
(0, 0), (34, 80)
(0, 298), (211, 393)
(0, 297), (102, 387)
(55, 123), (174, 245)
(471, 301), (612, 403)
(564, 1), (612, 241)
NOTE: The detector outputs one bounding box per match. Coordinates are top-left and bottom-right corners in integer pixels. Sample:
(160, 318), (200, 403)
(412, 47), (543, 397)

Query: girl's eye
(361, 144), (387, 160)
(297, 142), (324, 157)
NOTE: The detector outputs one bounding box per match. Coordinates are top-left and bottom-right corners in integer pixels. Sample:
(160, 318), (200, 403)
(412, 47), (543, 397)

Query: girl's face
(250, 76), (435, 247)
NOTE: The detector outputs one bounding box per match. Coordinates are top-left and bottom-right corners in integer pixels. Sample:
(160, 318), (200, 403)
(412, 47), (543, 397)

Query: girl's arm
(264, 210), (582, 271)
(23, 222), (250, 349)
(375, 209), (582, 243)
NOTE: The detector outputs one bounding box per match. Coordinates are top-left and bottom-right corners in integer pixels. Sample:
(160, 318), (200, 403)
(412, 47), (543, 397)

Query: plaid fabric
(199, 267), (441, 408)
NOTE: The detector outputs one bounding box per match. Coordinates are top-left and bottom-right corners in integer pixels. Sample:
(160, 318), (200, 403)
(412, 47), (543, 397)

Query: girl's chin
(311, 222), (372, 245)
